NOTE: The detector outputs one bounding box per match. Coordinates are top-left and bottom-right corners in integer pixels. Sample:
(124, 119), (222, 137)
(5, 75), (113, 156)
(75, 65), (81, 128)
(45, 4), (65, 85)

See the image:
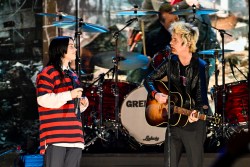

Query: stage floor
(81, 153), (250, 167)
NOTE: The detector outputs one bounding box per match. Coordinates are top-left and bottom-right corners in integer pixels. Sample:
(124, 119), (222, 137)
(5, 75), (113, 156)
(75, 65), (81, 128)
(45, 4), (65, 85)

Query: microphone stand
(112, 17), (138, 139)
(219, 29), (230, 138)
(213, 51), (219, 115)
(74, 0), (82, 119)
(167, 52), (172, 167)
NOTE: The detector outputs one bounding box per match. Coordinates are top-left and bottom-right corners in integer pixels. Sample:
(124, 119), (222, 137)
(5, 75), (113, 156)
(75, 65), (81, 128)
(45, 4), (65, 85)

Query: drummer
(143, 2), (178, 58)
(126, 2), (178, 84)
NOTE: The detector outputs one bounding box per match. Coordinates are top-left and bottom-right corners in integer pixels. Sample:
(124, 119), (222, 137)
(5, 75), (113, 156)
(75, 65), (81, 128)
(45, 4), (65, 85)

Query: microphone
(130, 31), (142, 52)
(228, 59), (235, 78)
(165, 45), (172, 60)
(165, 45), (171, 52)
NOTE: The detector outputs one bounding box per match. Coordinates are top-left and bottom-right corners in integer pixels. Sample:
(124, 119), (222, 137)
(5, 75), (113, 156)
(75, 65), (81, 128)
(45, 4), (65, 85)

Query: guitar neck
(173, 106), (206, 121)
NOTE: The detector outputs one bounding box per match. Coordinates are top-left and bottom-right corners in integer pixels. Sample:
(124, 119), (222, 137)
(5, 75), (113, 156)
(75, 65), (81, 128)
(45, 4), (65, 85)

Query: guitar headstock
(206, 113), (222, 127)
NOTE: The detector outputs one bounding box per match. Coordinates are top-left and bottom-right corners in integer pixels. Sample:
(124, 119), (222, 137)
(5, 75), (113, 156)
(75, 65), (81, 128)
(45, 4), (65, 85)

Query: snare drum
(120, 86), (167, 145)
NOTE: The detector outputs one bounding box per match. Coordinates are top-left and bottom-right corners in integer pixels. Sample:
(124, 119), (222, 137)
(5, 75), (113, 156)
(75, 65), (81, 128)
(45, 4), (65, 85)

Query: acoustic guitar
(145, 80), (221, 127)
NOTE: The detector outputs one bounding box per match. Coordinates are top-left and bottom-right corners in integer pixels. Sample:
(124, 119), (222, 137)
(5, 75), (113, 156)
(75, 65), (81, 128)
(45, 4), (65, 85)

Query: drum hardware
(227, 58), (248, 80)
(108, 16), (142, 140)
(195, 13), (233, 137)
(83, 68), (114, 130)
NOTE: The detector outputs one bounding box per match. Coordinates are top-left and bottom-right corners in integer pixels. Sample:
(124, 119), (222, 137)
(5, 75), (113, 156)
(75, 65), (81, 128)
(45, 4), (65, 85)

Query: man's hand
(155, 93), (168, 104)
(188, 110), (199, 123)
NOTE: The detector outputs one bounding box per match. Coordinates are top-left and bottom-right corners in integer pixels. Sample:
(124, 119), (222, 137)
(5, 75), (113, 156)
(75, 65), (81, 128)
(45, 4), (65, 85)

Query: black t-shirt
(179, 63), (189, 103)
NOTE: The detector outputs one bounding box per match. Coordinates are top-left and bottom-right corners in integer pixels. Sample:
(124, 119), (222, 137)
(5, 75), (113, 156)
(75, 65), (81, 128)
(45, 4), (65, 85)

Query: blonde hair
(169, 21), (199, 53)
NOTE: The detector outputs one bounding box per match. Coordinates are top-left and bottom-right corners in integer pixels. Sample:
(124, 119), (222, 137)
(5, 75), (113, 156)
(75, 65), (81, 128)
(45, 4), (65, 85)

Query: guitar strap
(198, 58), (209, 114)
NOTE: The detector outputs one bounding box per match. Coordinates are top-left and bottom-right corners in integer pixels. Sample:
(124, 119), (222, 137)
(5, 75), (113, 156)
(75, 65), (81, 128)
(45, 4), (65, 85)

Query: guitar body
(146, 80), (191, 127)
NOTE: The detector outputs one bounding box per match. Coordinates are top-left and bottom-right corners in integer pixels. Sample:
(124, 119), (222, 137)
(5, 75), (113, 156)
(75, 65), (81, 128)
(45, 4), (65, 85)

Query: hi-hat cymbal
(113, 9), (159, 16)
(171, 8), (218, 15)
(198, 49), (234, 55)
(92, 51), (149, 70)
(52, 21), (109, 33)
(36, 12), (76, 20)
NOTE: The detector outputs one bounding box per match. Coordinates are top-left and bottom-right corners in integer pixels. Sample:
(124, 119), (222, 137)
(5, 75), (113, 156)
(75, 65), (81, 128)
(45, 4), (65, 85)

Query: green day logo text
(126, 100), (147, 107)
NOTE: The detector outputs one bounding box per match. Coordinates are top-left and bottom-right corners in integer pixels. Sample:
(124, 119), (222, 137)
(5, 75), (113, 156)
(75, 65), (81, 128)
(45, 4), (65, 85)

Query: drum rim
(120, 85), (144, 108)
(103, 79), (139, 85)
(216, 80), (248, 87)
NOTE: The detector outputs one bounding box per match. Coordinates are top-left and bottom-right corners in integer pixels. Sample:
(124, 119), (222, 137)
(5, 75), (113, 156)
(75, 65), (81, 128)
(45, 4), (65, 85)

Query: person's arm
(37, 91), (72, 108)
(36, 70), (82, 108)
(143, 60), (168, 98)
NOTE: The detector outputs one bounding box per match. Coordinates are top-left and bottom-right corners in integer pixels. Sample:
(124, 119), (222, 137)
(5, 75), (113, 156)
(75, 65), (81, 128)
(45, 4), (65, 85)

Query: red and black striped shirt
(36, 65), (84, 154)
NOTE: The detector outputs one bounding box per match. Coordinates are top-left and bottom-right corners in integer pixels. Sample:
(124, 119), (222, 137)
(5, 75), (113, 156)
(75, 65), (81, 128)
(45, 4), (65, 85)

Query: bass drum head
(120, 86), (167, 145)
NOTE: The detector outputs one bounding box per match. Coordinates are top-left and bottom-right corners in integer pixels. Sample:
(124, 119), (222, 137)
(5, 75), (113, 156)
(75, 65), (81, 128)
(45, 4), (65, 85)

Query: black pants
(164, 121), (206, 167)
(45, 145), (82, 167)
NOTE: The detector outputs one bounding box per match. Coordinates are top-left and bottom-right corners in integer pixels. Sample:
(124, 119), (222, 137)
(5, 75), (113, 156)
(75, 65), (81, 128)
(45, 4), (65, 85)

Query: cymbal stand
(190, 6), (232, 137)
(219, 29), (232, 137)
(213, 51), (219, 114)
(83, 68), (114, 148)
(112, 17), (138, 139)
(74, 0), (81, 76)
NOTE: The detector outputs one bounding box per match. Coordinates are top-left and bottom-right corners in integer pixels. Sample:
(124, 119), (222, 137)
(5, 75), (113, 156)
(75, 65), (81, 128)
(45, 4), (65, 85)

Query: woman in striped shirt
(36, 36), (89, 167)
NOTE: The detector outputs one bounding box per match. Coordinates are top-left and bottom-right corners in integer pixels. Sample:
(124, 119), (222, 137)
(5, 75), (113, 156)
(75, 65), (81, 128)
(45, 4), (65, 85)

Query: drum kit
(37, 4), (249, 151)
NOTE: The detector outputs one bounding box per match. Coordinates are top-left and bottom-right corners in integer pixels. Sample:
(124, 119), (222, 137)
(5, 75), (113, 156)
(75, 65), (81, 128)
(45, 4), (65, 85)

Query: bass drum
(120, 86), (167, 145)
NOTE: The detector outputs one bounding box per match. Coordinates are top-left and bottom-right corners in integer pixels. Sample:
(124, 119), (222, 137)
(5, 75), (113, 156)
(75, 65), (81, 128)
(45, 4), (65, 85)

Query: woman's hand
(70, 88), (83, 98)
(80, 96), (89, 107)
(80, 96), (89, 113)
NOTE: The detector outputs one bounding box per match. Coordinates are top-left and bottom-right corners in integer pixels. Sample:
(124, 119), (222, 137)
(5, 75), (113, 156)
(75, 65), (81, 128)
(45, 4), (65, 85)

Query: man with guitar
(144, 21), (209, 167)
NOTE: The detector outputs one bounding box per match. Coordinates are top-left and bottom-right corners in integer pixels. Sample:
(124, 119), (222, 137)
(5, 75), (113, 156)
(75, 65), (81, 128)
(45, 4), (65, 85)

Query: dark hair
(47, 36), (74, 80)
(158, 2), (173, 22)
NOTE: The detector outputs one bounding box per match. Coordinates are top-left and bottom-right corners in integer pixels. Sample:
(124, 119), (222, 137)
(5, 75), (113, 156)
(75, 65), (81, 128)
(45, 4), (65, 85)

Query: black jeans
(164, 121), (206, 167)
(45, 145), (82, 167)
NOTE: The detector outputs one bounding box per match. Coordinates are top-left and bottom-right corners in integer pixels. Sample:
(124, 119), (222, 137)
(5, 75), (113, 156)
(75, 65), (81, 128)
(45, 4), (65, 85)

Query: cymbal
(113, 9), (159, 16)
(198, 49), (234, 55)
(92, 51), (149, 70)
(171, 8), (218, 15)
(36, 12), (76, 20)
(52, 21), (109, 33)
